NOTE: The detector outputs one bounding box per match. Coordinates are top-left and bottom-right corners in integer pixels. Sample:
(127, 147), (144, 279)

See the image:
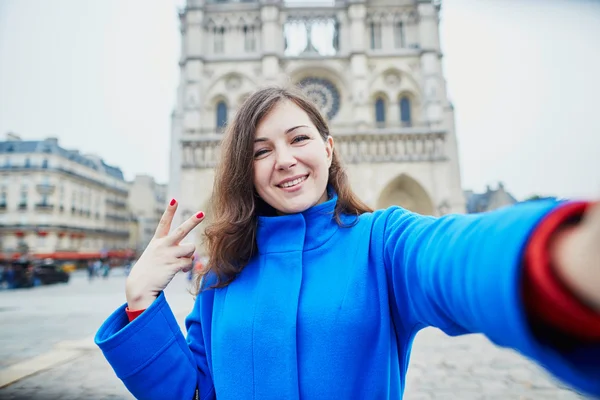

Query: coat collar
(256, 188), (340, 254)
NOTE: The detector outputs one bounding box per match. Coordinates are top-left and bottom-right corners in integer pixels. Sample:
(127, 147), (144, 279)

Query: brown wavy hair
(196, 86), (372, 292)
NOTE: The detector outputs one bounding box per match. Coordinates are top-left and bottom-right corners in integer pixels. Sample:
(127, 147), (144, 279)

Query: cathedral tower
(169, 0), (464, 240)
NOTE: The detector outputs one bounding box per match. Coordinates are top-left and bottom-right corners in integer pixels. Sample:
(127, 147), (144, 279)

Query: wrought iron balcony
(181, 127), (447, 169)
(106, 213), (130, 222)
(36, 183), (56, 195)
(35, 203), (54, 211)
(106, 198), (127, 208)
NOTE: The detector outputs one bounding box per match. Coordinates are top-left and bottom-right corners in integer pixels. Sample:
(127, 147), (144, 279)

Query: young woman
(96, 87), (600, 400)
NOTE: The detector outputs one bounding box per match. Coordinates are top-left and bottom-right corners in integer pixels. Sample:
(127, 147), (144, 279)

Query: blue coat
(95, 194), (600, 399)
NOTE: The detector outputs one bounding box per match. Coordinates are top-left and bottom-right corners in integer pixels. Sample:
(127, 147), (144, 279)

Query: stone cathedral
(169, 0), (465, 244)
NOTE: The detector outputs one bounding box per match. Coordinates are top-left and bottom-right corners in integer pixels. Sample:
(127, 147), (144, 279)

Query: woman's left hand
(551, 201), (600, 311)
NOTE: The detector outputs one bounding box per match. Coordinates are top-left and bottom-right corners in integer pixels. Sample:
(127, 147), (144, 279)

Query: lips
(277, 174), (309, 188)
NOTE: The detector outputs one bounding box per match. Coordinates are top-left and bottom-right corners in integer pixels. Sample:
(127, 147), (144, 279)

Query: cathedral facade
(169, 0), (464, 243)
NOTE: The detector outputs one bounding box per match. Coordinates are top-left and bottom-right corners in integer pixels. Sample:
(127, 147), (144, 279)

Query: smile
(277, 175), (308, 189)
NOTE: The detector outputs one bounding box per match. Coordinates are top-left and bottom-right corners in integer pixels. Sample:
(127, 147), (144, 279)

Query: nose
(274, 147), (297, 170)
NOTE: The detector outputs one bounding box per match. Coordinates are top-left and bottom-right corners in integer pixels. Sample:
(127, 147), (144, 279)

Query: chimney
(44, 137), (59, 146)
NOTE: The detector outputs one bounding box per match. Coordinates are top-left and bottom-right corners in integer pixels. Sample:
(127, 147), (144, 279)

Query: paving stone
(0, 270), (593, 399)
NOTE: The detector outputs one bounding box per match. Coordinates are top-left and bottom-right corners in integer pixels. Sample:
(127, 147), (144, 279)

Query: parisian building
(0, 133), (131, 260)
(127, 175), (168, 253)
(169, 0), (464, 249)
(464, 182), (518, 214)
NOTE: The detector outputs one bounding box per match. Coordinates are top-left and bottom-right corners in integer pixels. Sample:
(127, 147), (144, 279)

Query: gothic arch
(209, 94), (228, 108)
(371, 91), (389, 125)
(286, 63), (349, 93)
(204, 71), (258, 106)
(397, 91), (418, 126)
(368, 66), (422, 98)
(377, 174), (435, 215)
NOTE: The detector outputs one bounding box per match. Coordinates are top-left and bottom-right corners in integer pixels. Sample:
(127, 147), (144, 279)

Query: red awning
(0, 250), (136, 262)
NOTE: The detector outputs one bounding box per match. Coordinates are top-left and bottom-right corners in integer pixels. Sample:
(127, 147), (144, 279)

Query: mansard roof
(0, 138), (125, 180)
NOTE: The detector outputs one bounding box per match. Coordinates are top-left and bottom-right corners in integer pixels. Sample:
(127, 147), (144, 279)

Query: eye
(292, 135), (310, 144)
(254, 149), (269, 158)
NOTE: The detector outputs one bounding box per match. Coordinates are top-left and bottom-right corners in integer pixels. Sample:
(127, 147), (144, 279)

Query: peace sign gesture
(125, 199), (205, 311)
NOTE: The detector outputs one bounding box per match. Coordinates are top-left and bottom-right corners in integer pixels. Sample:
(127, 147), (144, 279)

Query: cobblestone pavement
(0, 270), (592, 399)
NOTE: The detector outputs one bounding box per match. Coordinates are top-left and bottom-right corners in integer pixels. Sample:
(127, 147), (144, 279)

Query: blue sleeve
(379, 199), (600, 397)
(94, 291), (215, 400)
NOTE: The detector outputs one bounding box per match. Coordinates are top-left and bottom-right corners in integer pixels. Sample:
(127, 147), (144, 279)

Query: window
(19, 185), (28, 206)
(243, 25), (256, 52)
(40, 194), (49, 206)
(216, 101), (228, 130)
(400, 97), (412, 127)
(370, 22), (382, 50)
(394, 22), (405, 48)
(0, 188), (6, 206)
(375, 97), (386, 126)
(24, 158), (31, 168)
(42, 159), (48, 169)
(214, 27), (225, 54)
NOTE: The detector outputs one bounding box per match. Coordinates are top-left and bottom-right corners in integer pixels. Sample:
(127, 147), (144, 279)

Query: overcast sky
(0, 0), (599, 201)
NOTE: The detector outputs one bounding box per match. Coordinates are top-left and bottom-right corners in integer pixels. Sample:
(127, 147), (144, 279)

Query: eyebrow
(254, 125), (308, 143)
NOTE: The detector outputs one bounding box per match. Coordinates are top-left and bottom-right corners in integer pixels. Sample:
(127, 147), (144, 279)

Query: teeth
(280, 176), (307, 188)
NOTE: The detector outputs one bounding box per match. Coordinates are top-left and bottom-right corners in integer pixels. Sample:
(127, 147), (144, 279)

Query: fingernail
(196, 212), (204, 219)
(170, 199), (176, 206)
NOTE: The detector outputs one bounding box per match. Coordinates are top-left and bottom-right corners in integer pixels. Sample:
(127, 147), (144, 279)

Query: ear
(325, 136), (334, 167)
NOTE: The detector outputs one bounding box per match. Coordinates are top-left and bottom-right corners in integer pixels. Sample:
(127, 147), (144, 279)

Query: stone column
(348, 1), (369, 125)
(261, 1), (282, 83)
(417, 2), (465, 213)
(417, 2), (444, 126)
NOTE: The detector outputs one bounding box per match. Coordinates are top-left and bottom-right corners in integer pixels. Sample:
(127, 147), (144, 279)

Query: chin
(272, 194), (319, 215)
(277, 200), (313, 214)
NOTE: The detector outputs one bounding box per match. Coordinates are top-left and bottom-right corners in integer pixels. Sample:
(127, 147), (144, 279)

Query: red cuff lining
(524, 201), (600, 341)
(126, 307), (146, 322)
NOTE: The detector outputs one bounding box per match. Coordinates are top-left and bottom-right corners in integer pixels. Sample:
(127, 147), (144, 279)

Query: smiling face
(253, 100), (334, 214)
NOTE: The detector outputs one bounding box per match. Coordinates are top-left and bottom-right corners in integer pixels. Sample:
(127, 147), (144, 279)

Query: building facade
(127, 175), (168, 253)
(0, 134), (131, 259)
(464, 182), (518, 214)
(169, 0), (465, 246)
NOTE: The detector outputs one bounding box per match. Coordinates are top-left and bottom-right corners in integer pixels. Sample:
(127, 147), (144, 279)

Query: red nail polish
(170, 199), (176, 206)
(196, 212), (204, 219)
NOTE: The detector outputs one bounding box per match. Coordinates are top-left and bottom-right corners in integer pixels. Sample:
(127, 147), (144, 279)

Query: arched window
(375, 97), (386, 126)
(216, 101), (227, 131)
(400, 96), (412, 127)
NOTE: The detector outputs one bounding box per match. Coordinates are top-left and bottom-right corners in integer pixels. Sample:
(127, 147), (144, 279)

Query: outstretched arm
(378, 199), (600, 397)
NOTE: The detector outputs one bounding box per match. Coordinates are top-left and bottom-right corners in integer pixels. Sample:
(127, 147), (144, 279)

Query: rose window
(298, 77), (340, 120)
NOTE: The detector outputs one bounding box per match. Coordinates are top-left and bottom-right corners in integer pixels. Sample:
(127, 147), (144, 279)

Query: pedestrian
(95, 87), (600, 399)
(102, 259), (110, 279)
(87, 260), (95, 282)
